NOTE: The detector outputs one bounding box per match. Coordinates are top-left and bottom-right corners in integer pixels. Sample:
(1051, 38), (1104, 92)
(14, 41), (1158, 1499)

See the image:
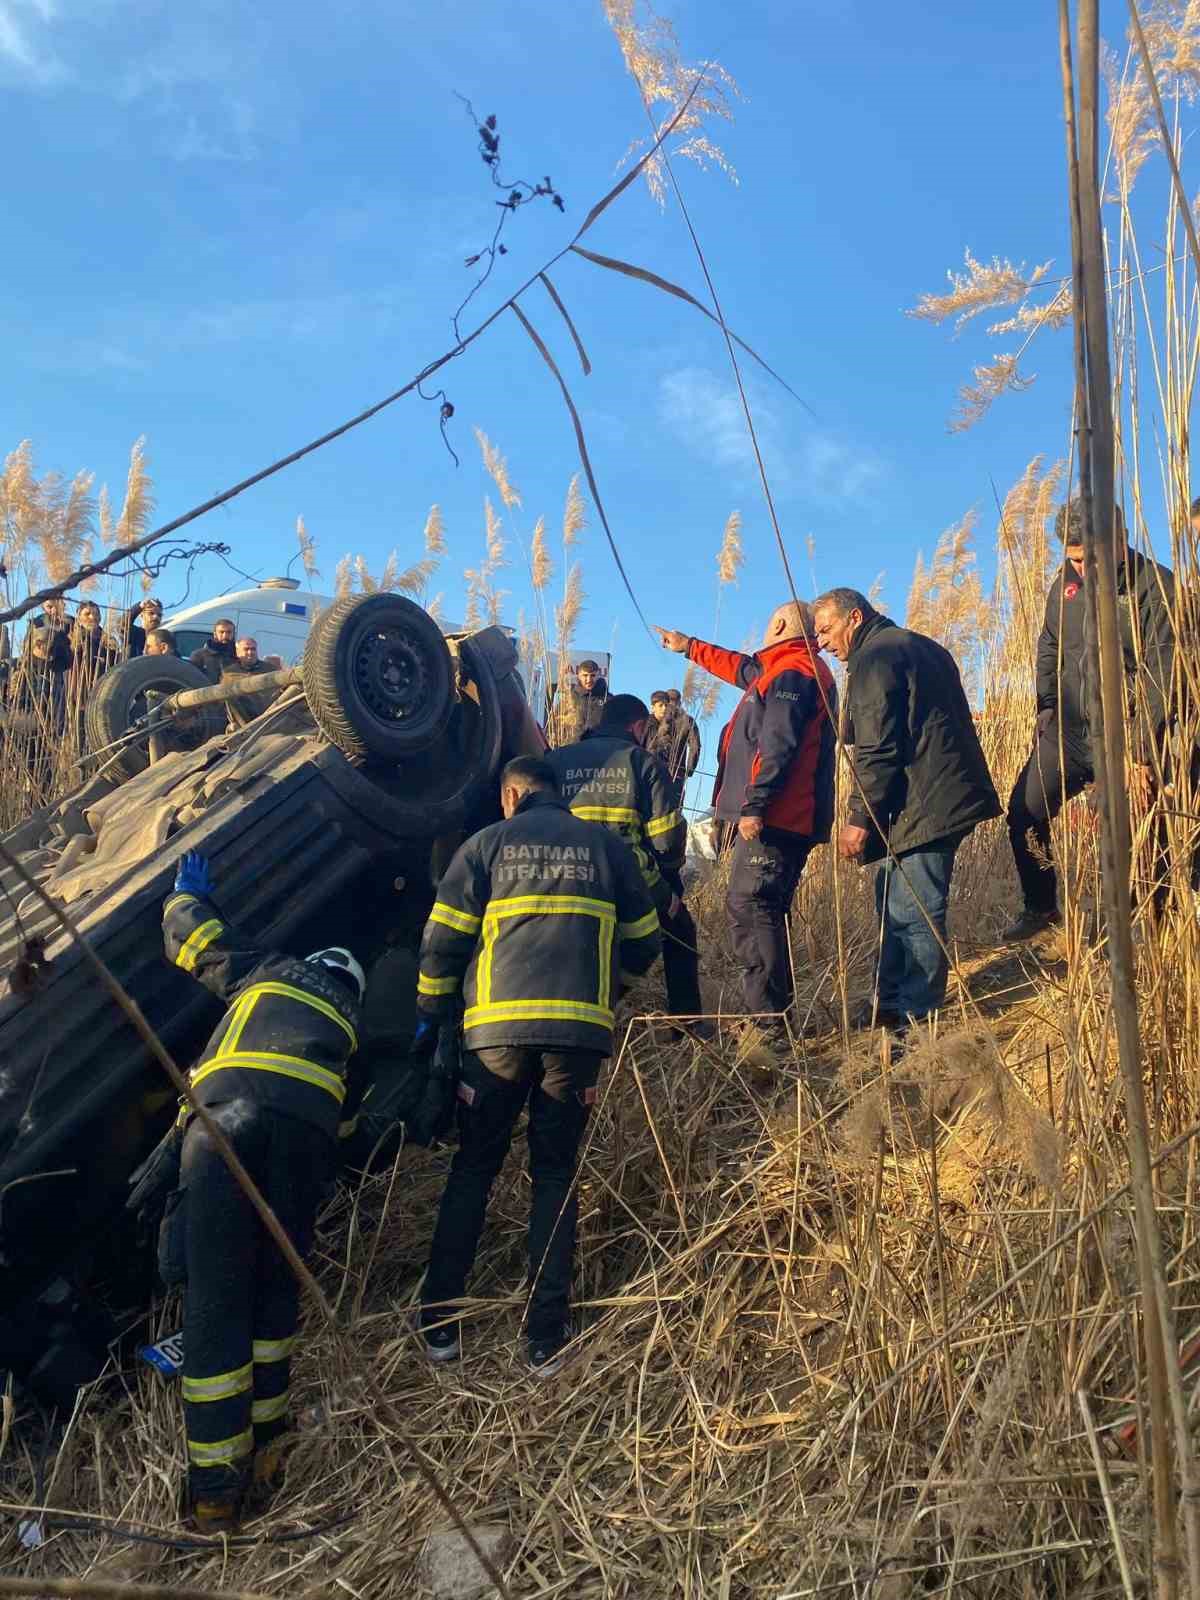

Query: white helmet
(306, 946), (366, 1001)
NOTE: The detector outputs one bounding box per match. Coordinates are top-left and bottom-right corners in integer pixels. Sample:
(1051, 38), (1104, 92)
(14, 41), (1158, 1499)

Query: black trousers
(181, 1104), (330, 1499)
(659, 868), (703, 1017)
(725, 827), (814, 1017)
(422, 1046), (602, 1344)
(1006, 721), (1093, 913)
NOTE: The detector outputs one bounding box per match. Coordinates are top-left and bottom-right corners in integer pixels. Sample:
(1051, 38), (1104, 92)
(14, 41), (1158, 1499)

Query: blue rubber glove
(174, 850), (215, 900)
(411, 1017), (440, 1060)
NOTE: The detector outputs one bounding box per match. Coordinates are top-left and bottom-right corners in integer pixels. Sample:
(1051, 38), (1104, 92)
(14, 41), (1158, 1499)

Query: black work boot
(1001, 906), (1061, 943)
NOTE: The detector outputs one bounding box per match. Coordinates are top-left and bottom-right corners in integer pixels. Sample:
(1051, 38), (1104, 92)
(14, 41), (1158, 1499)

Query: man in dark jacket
(222, 636), (282, 730)
(162, 850), (364, 1531)
(557, 658), (608, 744)
(124, 596), (163, 658)
(416, 756), (660, 1376)
(545, 695), (703, 1033)
(646, 690), (702, 806)
(190, 618), (237, 683)
(658, 603), (836, 1044)
(813, 589), (1000, 1027)
(1003, 500), (1177, 939)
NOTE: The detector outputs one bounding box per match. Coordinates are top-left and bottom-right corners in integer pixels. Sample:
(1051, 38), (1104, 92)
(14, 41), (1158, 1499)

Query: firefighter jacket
(687, 635), (837, 839)
(163, 892), (361, 1141)
(416, 790), (661, 1054)
(544, 731), (685, 914)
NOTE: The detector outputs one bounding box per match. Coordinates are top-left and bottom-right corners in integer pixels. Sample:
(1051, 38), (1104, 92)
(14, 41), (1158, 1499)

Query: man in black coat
(190, 618), (237, 682)
(1003, 500), (1177, 939)
(813, 588), (1000, 1028)
(646, 690), (702, 807)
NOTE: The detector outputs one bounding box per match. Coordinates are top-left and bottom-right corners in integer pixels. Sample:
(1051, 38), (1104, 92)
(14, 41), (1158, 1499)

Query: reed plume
(114, 437), (153, 548)
(476, 430), (522, 511)
(296, 515), (320, 582)
(562, 474), (587, 547)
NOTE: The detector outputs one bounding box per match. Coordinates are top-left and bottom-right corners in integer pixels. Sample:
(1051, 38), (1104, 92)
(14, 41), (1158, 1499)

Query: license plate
(138, 1331), (184, 1377)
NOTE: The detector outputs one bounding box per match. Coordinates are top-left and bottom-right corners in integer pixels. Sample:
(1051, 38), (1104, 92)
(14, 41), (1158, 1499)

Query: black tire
(302, 593), (455, 763)
(85, 657), (225, 780)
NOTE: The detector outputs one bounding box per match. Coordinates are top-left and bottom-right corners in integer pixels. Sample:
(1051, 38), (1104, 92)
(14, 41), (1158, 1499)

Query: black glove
(127, 1121), (184, 1229)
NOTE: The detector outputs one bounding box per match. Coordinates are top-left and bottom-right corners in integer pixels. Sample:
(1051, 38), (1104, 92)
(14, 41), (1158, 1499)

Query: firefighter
(544, 694), (707, 1037)
(162, 849), (365, 1531)
(416, 755), (660, 1376)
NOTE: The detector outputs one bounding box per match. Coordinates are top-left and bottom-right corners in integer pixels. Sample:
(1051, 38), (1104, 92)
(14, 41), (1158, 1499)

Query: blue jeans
(874, 839), (959, 1021)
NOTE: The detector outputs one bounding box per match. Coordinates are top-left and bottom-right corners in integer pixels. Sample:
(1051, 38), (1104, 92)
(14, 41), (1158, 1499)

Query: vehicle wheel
(85, 657), (226, 780)
(348, 633), (504, 834)
(302, 594), (454, 763)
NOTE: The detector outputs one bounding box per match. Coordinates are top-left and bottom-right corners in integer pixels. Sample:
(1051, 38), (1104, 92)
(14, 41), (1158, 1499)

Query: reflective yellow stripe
(465, 999), (614, 1027)
(430, 901), (482, 934)
(187, 1429), (254, 1467)
(619, 910), (660, 940)
(418, 972), (459, 996)
(645, 810), (682, 839)
(477, 896), (615, 1011)
(192, 1053), (347, 1104)
(254, 1335), (297, 1363)
(571, 804), (642, 827)
(218, 988), (257, 1057)
(182, 1363), (252, 1403)
(251, 1393), (290, 1424)
(176, 919), (224, 974)
(598, 914), (614, 1011)
(239, 982), (358, 1051)
(488, 895), (615, 920)
(164, 893), (196, 916)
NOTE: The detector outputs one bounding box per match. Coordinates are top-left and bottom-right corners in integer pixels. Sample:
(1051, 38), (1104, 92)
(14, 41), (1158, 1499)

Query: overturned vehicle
(0, 593), (543, 1405)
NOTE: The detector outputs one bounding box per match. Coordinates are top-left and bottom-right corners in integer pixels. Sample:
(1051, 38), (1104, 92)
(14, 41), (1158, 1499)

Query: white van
(163, 578), (329, 666)
(164, 578), (470, 665)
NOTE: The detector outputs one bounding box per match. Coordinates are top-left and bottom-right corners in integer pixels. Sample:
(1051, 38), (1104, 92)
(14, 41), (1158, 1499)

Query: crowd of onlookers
(0, 595), (285, 789)
(550, 658), (702, 807)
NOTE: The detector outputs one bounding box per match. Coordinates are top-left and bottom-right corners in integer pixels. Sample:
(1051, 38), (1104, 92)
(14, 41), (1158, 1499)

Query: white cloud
(0, 0), (272, 158)
(0, 0), (68, 84)
(657, 366), (886, 509)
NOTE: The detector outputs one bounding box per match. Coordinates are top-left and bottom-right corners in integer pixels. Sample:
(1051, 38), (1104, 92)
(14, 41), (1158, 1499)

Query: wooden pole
(1060, 4), (1196, 1595)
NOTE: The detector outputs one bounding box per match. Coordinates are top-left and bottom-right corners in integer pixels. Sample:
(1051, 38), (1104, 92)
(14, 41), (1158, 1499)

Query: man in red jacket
(657, 603), (836, 1046)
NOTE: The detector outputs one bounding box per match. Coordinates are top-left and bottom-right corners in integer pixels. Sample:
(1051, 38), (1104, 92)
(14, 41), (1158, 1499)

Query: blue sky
(2, 0), (1138, 731)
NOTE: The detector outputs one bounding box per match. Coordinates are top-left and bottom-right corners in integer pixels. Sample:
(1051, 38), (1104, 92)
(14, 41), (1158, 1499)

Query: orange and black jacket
(544, 732), (685, 914)
(416, 791), (661, 1054)
(687, 635), (837, 840)
(163, 892), (361, 1142)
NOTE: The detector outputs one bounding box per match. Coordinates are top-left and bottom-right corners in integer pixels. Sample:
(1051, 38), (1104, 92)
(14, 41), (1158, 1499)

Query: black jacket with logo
(416, 791), (661, 1054)
(163, 891), (361, 1141)
(1035, 563), (1088, 730)
(845, 613), (1000, 862)
(544, 731), (685, 913)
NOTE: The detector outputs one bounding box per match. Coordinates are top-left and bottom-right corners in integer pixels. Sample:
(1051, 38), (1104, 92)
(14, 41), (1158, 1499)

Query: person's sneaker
(1001, 907), (1061, 943)
(528, 1329), (571, 1379)
(420, 1314), (462, 1364)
